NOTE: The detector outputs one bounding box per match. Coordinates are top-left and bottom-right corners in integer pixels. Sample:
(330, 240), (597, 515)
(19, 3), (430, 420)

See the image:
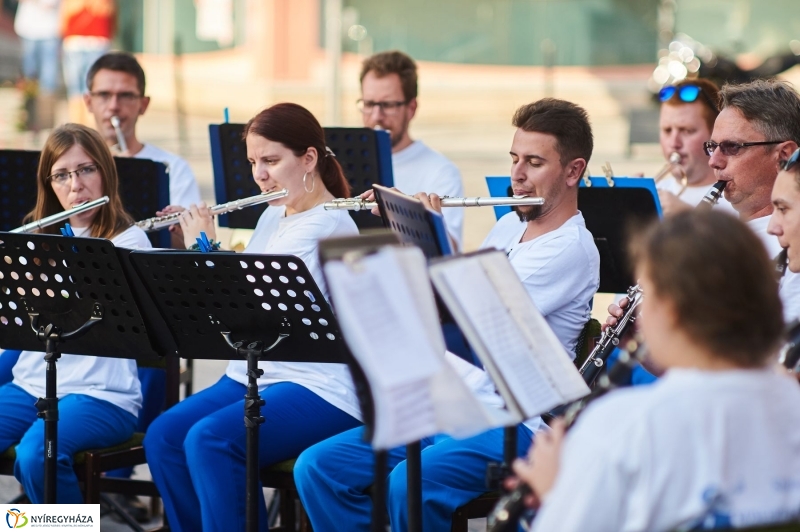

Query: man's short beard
(515, 205), (543, 222)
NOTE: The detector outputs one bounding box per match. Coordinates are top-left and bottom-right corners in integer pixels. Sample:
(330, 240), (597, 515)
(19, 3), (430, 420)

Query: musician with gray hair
(294, 97), (600, 532)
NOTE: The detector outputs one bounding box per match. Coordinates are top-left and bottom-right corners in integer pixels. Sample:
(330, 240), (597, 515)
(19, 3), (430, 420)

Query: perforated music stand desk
(209, 124), (393, 230)
(0, 150), (171, 247)
(485, 175), (662, 293)
(126, 250), (348, 532)
(0, 232), (164, 504)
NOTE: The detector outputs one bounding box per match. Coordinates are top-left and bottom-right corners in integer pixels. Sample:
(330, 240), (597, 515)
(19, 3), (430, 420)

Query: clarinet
(697, 180), (726, 209)
(778, 320), (800, 374)
(487, 340), (646, 532)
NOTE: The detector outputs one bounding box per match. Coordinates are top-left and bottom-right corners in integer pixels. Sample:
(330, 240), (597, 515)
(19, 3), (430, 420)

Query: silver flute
(134, 189), (288, 232)
(324, 195), (545, 211)
(10, 196), (110, 233)
(110, 116), (128, 153)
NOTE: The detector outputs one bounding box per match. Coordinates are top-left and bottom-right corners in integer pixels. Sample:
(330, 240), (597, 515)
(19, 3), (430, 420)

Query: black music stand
(0, 232), (162, 503)
(209, 124), (393, 230)
(126, 250), (349, 532)
(0, 150), (171, 248)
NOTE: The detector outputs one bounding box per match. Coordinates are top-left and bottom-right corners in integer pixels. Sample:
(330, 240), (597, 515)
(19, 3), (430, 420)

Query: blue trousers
(0, 350), (21, 385)
(143, 375), (361, 532)
(0, 383), (136, 503)
(106, 366), (166, 479)
(294, 424), (534, 532)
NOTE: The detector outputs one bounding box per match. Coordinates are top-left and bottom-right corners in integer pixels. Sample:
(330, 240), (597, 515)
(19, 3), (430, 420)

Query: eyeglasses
(356, 99), (408, 115)
(780, 148), (800, 172)
(89, 91), (142, 105)
(659, 84), (717, 110)
(47, 164), (99, 186)
(703, 140), (787, 157)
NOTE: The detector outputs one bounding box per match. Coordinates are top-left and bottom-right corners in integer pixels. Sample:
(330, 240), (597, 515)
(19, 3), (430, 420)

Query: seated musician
(514, 209), (800, 531)
(0, 124), (151, 503)
(142, 103), (363, 532)
(293, 98), (601, 531)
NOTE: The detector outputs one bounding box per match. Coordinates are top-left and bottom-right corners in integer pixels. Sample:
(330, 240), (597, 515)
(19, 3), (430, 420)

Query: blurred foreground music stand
(320, 231), (401, 532)
(127, 250), (349, 532)
(0, 232), (163, 503)
(485, 175), (662, 293)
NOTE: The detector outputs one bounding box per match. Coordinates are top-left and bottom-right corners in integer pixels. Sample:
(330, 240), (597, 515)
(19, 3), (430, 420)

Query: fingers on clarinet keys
(603, 297), (629, 331)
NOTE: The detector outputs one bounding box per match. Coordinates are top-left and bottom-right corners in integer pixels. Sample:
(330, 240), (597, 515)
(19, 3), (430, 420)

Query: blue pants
(20, 37), (61, 93)
(294, 424), (534, 532)
(144, 375), (361, 532)
(0, 350), (21, 385)
(106, 366), (166, 479)
(0, 383), (136, 503)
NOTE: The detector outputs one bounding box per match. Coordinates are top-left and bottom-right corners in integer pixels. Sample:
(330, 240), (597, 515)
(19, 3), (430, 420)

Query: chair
(450, 318), (601, 532)
(260, 458), (312, 532)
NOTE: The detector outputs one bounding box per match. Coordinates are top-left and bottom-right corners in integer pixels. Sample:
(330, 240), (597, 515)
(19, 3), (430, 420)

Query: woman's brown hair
(629, 209), (784, 367)
(243, 103), (350, 199)
(24, 123), (133, 240)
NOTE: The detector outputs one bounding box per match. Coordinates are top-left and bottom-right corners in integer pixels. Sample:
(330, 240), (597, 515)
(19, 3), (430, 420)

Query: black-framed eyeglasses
(356, 99), (408, 114)
(47, 164), (99, 186)
(780, 148), (800, 172)
(703, 140), (787, 157)
(659, 84), (716, 109)
(89, 91), (142, 104)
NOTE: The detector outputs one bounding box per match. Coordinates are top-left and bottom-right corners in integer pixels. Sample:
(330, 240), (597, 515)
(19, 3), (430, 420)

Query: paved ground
(0, 86), (661, 530)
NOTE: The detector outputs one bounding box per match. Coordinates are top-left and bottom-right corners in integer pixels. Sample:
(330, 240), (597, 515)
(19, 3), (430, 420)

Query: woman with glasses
(515, 210), (800, 532)
(0, 123), (150, 503)
(143, 102), (363, 532)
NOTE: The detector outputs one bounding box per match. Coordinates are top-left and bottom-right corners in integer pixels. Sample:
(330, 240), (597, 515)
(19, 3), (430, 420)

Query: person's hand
(512, 419), (567, 501)
(602, 297), (629, 332)
(178, 203), (216, 249)
(156, 205), (186, 237)
(657, 190), (692, 217)
(413, 192), (443, 214)
(502, 475), (541, 509)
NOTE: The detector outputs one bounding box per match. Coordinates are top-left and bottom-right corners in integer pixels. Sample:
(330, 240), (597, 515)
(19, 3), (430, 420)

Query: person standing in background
(61, 0), (115, 125)
(13, 0), (61, 131)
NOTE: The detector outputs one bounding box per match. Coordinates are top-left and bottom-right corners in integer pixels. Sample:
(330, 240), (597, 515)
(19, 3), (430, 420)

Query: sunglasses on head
(659, 85), (704, 103)
(780, 148), (800, 172)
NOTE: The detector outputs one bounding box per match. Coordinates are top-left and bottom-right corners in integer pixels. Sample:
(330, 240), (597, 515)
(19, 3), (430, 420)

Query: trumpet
(9, 196), (110, 234)
(134, 189), (288, 232)
(324, 195), (545, 211)
(110, 116), (128, 154)
(654, 152), (688, 196)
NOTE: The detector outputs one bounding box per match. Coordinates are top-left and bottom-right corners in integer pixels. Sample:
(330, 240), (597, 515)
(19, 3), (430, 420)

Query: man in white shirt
(655, 78), (736, 215)
(84, 52), (202, 211)
(294, 98), (600, 532)
(358, 51), (465, 249)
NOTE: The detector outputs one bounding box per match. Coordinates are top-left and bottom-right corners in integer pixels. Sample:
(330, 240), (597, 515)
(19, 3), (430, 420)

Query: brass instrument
(9, 197), (110, 233)
(654, 152), (688, 196)
(324, 195), (545, 211)
(134, 189), (288, 232)
(110, 116), (128, 154)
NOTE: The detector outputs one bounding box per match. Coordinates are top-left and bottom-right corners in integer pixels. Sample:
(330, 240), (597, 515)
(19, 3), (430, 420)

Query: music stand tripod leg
(371, 450), (388, 532)
(406, 441), (422, 532)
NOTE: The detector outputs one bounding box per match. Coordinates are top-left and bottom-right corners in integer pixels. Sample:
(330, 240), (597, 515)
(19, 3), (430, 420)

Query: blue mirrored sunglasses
(658, 85), (702, 103)
(780, 148), (800, 172)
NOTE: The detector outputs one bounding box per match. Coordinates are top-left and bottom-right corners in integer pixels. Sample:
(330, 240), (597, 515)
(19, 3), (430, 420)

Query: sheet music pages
(324, 246), (508, 449)
(429, 251), (589, 419)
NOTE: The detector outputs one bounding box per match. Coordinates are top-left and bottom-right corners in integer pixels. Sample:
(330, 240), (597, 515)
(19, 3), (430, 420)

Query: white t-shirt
(657, 176), (737, 214)
(392, 141), (465, 250)
(224, 205), (364, 419)
(746, 215), (800, 322)
(134, 144), (203, 209)
(12, 225), (151, 417)
(14, 0), (60, 40)
(481, 212), (600, 355)
(532, 368), (800, 532)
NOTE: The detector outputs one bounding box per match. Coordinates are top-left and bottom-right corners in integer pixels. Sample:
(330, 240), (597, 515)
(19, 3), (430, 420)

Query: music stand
(209, 124), (393, 230)
(485, 175), (662, 293)
(0, 232), (162, 503)
(126, 250), (348, 532)
(0, 150), (171, 248)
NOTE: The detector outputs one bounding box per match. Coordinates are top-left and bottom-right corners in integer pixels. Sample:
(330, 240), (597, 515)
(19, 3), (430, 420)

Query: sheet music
(430, 251), (590, 418)
(325, 246), (511, 450)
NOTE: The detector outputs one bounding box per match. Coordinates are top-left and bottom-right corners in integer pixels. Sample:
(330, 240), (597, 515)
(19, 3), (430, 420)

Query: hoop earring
(303, 172), (315, 193)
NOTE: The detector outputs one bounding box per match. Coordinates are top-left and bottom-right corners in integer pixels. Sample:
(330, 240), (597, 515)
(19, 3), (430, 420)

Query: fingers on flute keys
(179, 202), (217, 248)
